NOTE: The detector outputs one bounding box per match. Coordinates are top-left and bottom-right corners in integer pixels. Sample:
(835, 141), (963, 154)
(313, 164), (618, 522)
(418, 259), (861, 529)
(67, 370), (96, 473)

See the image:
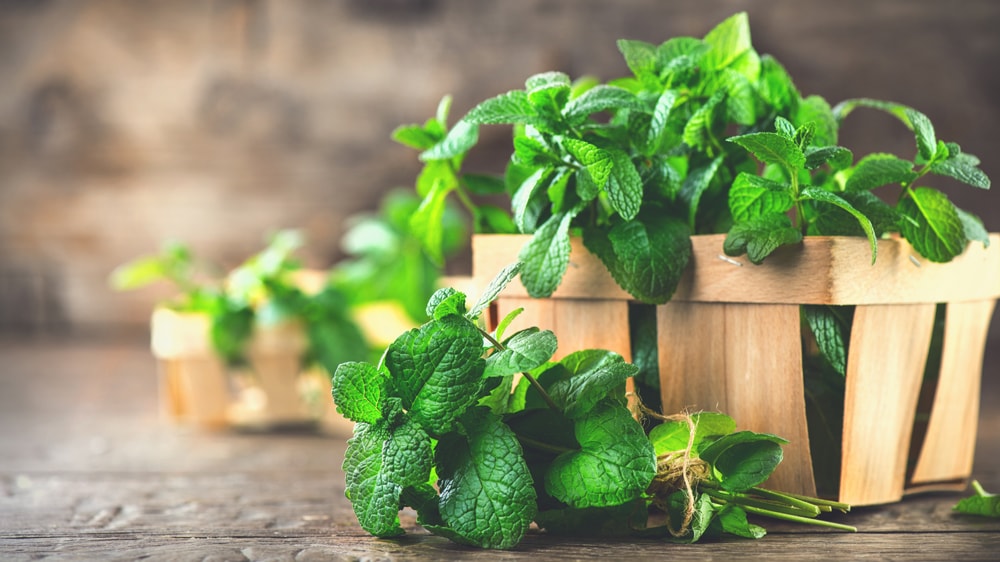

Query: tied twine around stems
(631, 394), (711, 538)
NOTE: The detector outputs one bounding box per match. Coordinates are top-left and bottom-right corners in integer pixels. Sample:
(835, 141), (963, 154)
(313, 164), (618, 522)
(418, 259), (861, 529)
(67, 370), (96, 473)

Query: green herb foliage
(335, 267), (855, 549)
(953, 480), (1000, 518)
(399, 13), (990, 303)
(110, 230), (368, 374)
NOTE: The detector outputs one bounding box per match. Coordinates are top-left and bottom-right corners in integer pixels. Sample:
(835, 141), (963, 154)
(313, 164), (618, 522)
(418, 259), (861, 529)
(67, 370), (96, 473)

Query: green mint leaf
(905, 107), (937, 162)
(728, 172), (794, 222)
(435, 409), (537, 549)
(415, 158), (453, 197)
(930, 157), (991, 189)
(419, 120), (479, 161)
(810, 190), (898, 238)
(584, 214), (692, 304)
(803, 306), (848, 376)
(899, 187), (967, 262)
(526, 71), (571, 110)
(957, 208), (990, 248)
(427, 288), (467, 320)
(719, 68), (758, 125)
(682, 91), (724, 151)
(563, 85), (641, 124)
(518, 210), (576, 298)
(563, 138), (613, 195)
(546, 402), (656, 508)
(547, 350), (638, 419)
(344, 423), (404, 538)
(774, 116), (796, 139)
(800, 188), (878, 263)
(646, 90), (679, 154)
(723, 213), (803, 264)
(795, 95), (837, 147)
(391, 124), (439, 151)
(513, 134), (556, 167)
(332, 362), (386, 424)
(384, 315), (486, 434)
(757, 55), (798, 112)
(702, 11), (752, 71)
(617, 39), (659, 86)
(718, 505), (767, 539)
(494, 307), (523, 342)
(344, 420), (431, 538)
(410, 178), (453, 264)
(485, 328), (558, 379)
(804, 146), (853, 171)
(680, 155), (724, 228)
(953, 481), (1000, 518)
(465, 90), (542, 126)
(467, 261), (522, 320)
(607, 149), (643, 221)
(845, 153), (918, 191)
(727, 131), (805, 179)
(511, 167), (551, 233)
(649, 412), (737, 456)
(699, 431), (788, 492)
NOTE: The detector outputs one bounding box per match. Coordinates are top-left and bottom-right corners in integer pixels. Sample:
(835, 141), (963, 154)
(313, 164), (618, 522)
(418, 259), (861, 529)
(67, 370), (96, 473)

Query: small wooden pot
(150, 307), (334, 431)
(473, 233), (1000, 506)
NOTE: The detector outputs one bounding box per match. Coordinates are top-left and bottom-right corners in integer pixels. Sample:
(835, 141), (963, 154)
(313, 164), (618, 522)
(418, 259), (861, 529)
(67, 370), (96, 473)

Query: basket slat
(840, 303), (936, 505)
(911, 299), (996, 484)
(658, 302), (817, 497)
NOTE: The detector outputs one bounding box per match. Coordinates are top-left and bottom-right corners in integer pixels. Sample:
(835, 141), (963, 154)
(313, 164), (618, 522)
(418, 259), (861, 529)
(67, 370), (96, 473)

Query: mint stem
(479, 328), (561, 413)
(740, 505), (857, 533)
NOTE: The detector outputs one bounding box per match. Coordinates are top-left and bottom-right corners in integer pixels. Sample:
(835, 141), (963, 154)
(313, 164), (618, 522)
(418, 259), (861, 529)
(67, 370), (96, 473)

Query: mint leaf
(957, 208), (990, 248)
(724, 213), (803, 264)
(699, 431), (788, 492)
(728, 172), (794, 222)
(649, 412), (737, 456)
(646, 90), (678, 154)
(804, 146), (853, 171)
(545, 401), (656, 508)
(905, 107), (937, 162)
(682, 91), (724, 151)
(511, 167), (551, 234)
(518, 210), (576, 298)
(718, 505), (767, 539)
(420, 120), (479, 161)
(795, 95), (837, 147)
(344, 424), (403, 537)
(429, 288), (467, 320)
(526, 71), (571, 109)
(721, 68), (758, 125)
(467, 261), (522, 320)
(953, 481), (1000, 518)
(563, 138), (613, 195)
(392, 124), (439, 151)
(930, 157), (991, 189)
(845, 153), (917, 191)
(680, 156), (724, 228)
(803, 306), (848, 376)
(800, 187), (878, 262)
(607, 149), (643, 221)
(384, 315), (486, 435)
(774, 116), (796, 139)
(757, 55), (798, 112)
(435, 409), (537, 549)
(547, 350), (637, 419)
(410, 178), (453, 264)
(484, 329), (558, 378)
(332, 362), (386, 424)
(465, 90), (541, 126)
(702, 11), (752, 71)
(899, 187), (967, 262)
(584, 213), (692, 304)
(563, 85), (641, 124)
(617, 39), (659, 86)
(728, 131), (805, 179)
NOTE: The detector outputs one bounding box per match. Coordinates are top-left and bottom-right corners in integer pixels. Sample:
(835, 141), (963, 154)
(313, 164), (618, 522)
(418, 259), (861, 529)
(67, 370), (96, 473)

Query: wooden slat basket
(150, 307), (346, 433)
(473, 233), (1000, 506)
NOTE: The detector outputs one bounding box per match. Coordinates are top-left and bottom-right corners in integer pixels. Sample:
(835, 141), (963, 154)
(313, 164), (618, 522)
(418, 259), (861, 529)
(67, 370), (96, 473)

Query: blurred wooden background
(1, 0), (998, 335)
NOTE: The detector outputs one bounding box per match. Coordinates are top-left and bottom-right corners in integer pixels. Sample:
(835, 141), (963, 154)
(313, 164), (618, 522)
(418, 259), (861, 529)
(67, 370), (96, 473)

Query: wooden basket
(473, 233), (1000, 506)
(150, 307), (342, 431)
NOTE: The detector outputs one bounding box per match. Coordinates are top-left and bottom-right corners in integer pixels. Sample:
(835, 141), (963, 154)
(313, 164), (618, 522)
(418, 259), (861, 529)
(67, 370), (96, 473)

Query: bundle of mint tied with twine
(632, 398), (857, 538)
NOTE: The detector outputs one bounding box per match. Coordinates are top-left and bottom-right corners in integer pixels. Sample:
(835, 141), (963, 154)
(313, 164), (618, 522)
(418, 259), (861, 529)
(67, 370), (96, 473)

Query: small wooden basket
(150, 307), (341, 431)
(474, 233), (1000, 506)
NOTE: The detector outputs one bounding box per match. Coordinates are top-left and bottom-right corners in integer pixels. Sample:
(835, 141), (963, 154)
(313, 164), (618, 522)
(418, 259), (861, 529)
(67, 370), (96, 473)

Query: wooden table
(2, 338), (999, 560)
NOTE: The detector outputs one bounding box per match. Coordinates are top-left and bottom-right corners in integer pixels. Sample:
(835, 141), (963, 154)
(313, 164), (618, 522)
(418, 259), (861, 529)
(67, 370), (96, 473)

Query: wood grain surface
(1, 339), (999, 560)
